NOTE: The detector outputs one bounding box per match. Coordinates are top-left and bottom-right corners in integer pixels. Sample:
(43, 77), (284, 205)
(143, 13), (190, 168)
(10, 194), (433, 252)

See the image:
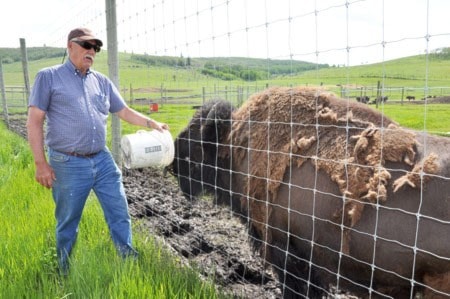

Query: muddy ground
(123, 167), (283, 298)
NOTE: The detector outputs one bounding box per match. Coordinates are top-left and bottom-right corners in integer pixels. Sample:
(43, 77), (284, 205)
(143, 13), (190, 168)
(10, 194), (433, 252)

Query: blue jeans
(48, 147), (137, 272)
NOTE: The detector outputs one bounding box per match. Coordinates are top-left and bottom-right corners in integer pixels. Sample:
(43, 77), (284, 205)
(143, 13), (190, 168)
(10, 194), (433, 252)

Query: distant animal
(422, 95), (437, 101)
(377, 95), (388, 103)
(406, 95), (416, 101)
(168, 87), (450, 298)
(356, 95), (370, 104)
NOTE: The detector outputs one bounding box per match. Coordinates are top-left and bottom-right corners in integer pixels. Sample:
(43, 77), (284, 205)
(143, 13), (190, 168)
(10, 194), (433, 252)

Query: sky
(1, 0), (449, 66)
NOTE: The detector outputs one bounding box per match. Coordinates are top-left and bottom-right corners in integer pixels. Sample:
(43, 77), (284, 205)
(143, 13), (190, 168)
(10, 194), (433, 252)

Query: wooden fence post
(129, 83), (133, 105)
(202, 87), (206, 105)
(20, 38), (31, 102)
(401, 87), (404, 105)
(0, 61), (10, 128)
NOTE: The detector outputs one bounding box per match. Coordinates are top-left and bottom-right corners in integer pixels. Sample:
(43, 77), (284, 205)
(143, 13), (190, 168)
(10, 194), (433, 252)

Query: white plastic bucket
(121, 129), (174, 169)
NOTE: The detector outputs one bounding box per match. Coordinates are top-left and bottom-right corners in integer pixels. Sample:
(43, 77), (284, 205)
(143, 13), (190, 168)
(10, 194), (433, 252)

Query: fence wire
(1, 0), (450, 298)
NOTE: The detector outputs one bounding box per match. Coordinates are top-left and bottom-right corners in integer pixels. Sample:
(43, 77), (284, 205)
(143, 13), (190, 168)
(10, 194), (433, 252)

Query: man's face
(68, 40), (100, 73)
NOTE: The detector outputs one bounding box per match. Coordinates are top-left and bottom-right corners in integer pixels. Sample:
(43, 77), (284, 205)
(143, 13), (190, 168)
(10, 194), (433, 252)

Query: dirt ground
(7, 117), (282, 299)
(123, 167), (283, 298)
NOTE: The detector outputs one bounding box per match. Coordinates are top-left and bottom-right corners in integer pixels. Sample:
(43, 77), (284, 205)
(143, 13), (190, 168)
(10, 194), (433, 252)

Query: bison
(168, 87), (450, 298)
(356, 95), (370, 104)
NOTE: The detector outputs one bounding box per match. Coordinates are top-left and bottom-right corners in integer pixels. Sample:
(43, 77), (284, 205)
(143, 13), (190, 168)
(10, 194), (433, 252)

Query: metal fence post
(105, 0), (122, 165)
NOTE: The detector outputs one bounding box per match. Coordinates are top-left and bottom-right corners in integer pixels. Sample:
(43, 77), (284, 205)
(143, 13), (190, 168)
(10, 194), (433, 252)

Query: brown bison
(168, 87), (450, 298)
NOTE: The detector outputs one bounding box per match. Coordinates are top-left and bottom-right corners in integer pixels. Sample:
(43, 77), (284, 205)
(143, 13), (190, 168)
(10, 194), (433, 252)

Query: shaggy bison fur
(168, 87), (450, 298)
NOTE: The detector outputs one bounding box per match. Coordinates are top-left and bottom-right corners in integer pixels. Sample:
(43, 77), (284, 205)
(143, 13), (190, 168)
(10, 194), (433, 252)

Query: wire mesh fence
(1, 0), (450, 298)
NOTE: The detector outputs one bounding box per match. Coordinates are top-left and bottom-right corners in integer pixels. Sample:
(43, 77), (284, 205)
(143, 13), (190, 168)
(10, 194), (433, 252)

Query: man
(26, 27), (169, 274)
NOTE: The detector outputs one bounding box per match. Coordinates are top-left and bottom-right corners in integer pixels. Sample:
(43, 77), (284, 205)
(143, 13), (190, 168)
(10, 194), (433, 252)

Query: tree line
(0, 47), (65, 64)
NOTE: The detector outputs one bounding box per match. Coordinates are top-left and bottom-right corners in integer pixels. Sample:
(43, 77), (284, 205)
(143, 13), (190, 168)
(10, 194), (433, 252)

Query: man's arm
(115, 106), (169, 132)
(26, 106), (55, 189)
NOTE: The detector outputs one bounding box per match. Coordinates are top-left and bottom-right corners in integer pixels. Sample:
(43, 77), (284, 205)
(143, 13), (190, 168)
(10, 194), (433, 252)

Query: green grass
(376, 103), (450, 135)
(0, 122), (230, 299)
(290, 55), (450, 88)
(122, 104), (197, 137)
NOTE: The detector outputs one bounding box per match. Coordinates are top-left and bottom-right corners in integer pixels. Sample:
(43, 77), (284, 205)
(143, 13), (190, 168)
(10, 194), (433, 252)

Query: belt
(63, 151), (100, 158)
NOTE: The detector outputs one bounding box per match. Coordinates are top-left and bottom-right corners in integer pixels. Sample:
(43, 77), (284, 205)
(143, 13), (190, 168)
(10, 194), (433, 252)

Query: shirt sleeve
(28, 70), (52, 111)
(107, 79), (126, 113)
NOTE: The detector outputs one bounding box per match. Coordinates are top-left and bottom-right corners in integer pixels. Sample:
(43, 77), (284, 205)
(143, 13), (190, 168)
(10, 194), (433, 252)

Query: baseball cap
(68, 28), (103, 47)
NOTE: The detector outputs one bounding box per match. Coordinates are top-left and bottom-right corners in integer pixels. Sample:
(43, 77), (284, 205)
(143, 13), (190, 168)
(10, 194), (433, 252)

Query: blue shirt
(29, 60), (126, 154)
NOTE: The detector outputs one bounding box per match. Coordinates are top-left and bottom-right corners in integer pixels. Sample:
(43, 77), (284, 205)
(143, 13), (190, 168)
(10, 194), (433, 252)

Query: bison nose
(163, 164), (174, 177)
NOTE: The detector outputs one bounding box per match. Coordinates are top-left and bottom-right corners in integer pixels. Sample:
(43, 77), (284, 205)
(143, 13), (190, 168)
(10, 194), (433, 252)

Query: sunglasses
(72, 40), (101, 53)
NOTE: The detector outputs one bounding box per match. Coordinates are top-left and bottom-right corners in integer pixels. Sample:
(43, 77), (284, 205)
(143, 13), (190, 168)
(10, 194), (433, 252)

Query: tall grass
(0, 122), (229, 299)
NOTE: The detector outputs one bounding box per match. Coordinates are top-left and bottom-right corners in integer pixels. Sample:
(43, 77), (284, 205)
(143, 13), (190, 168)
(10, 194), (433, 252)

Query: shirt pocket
(92, 93), (110, 115)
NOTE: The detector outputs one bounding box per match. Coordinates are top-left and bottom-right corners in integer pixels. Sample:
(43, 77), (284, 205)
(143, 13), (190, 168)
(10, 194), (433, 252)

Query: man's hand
(27, 106), (55, 188)
(147, 118), (169, 132)
(35, 161), (56, 189)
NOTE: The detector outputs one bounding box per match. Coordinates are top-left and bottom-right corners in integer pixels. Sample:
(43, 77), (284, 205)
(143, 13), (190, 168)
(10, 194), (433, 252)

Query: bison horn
(201, 101), (234, 143)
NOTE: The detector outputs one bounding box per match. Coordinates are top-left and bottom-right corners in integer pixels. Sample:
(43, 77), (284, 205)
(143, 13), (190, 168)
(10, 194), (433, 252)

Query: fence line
(4, 83), (450, 112)
(1, 1), (450, 297)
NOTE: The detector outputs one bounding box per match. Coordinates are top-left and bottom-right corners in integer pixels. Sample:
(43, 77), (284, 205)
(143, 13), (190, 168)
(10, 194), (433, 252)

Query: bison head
(168, 100), (235, 203)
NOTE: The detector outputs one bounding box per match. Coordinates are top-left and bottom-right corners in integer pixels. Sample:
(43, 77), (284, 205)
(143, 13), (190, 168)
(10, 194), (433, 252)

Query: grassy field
(0, 122), (231, 298)
(2, 49), (450, 97)
(376, 103), (450, 135)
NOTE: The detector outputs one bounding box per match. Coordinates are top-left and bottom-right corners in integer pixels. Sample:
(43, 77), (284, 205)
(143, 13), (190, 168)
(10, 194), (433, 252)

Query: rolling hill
(1, 46), (450, 97)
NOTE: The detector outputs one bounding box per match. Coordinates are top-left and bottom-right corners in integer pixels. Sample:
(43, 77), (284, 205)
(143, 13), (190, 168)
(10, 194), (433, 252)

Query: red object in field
(149, 103), (159, 112)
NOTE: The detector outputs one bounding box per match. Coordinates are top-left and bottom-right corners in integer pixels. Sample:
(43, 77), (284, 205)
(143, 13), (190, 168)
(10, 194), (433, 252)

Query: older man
(26, 27), (169, 274)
